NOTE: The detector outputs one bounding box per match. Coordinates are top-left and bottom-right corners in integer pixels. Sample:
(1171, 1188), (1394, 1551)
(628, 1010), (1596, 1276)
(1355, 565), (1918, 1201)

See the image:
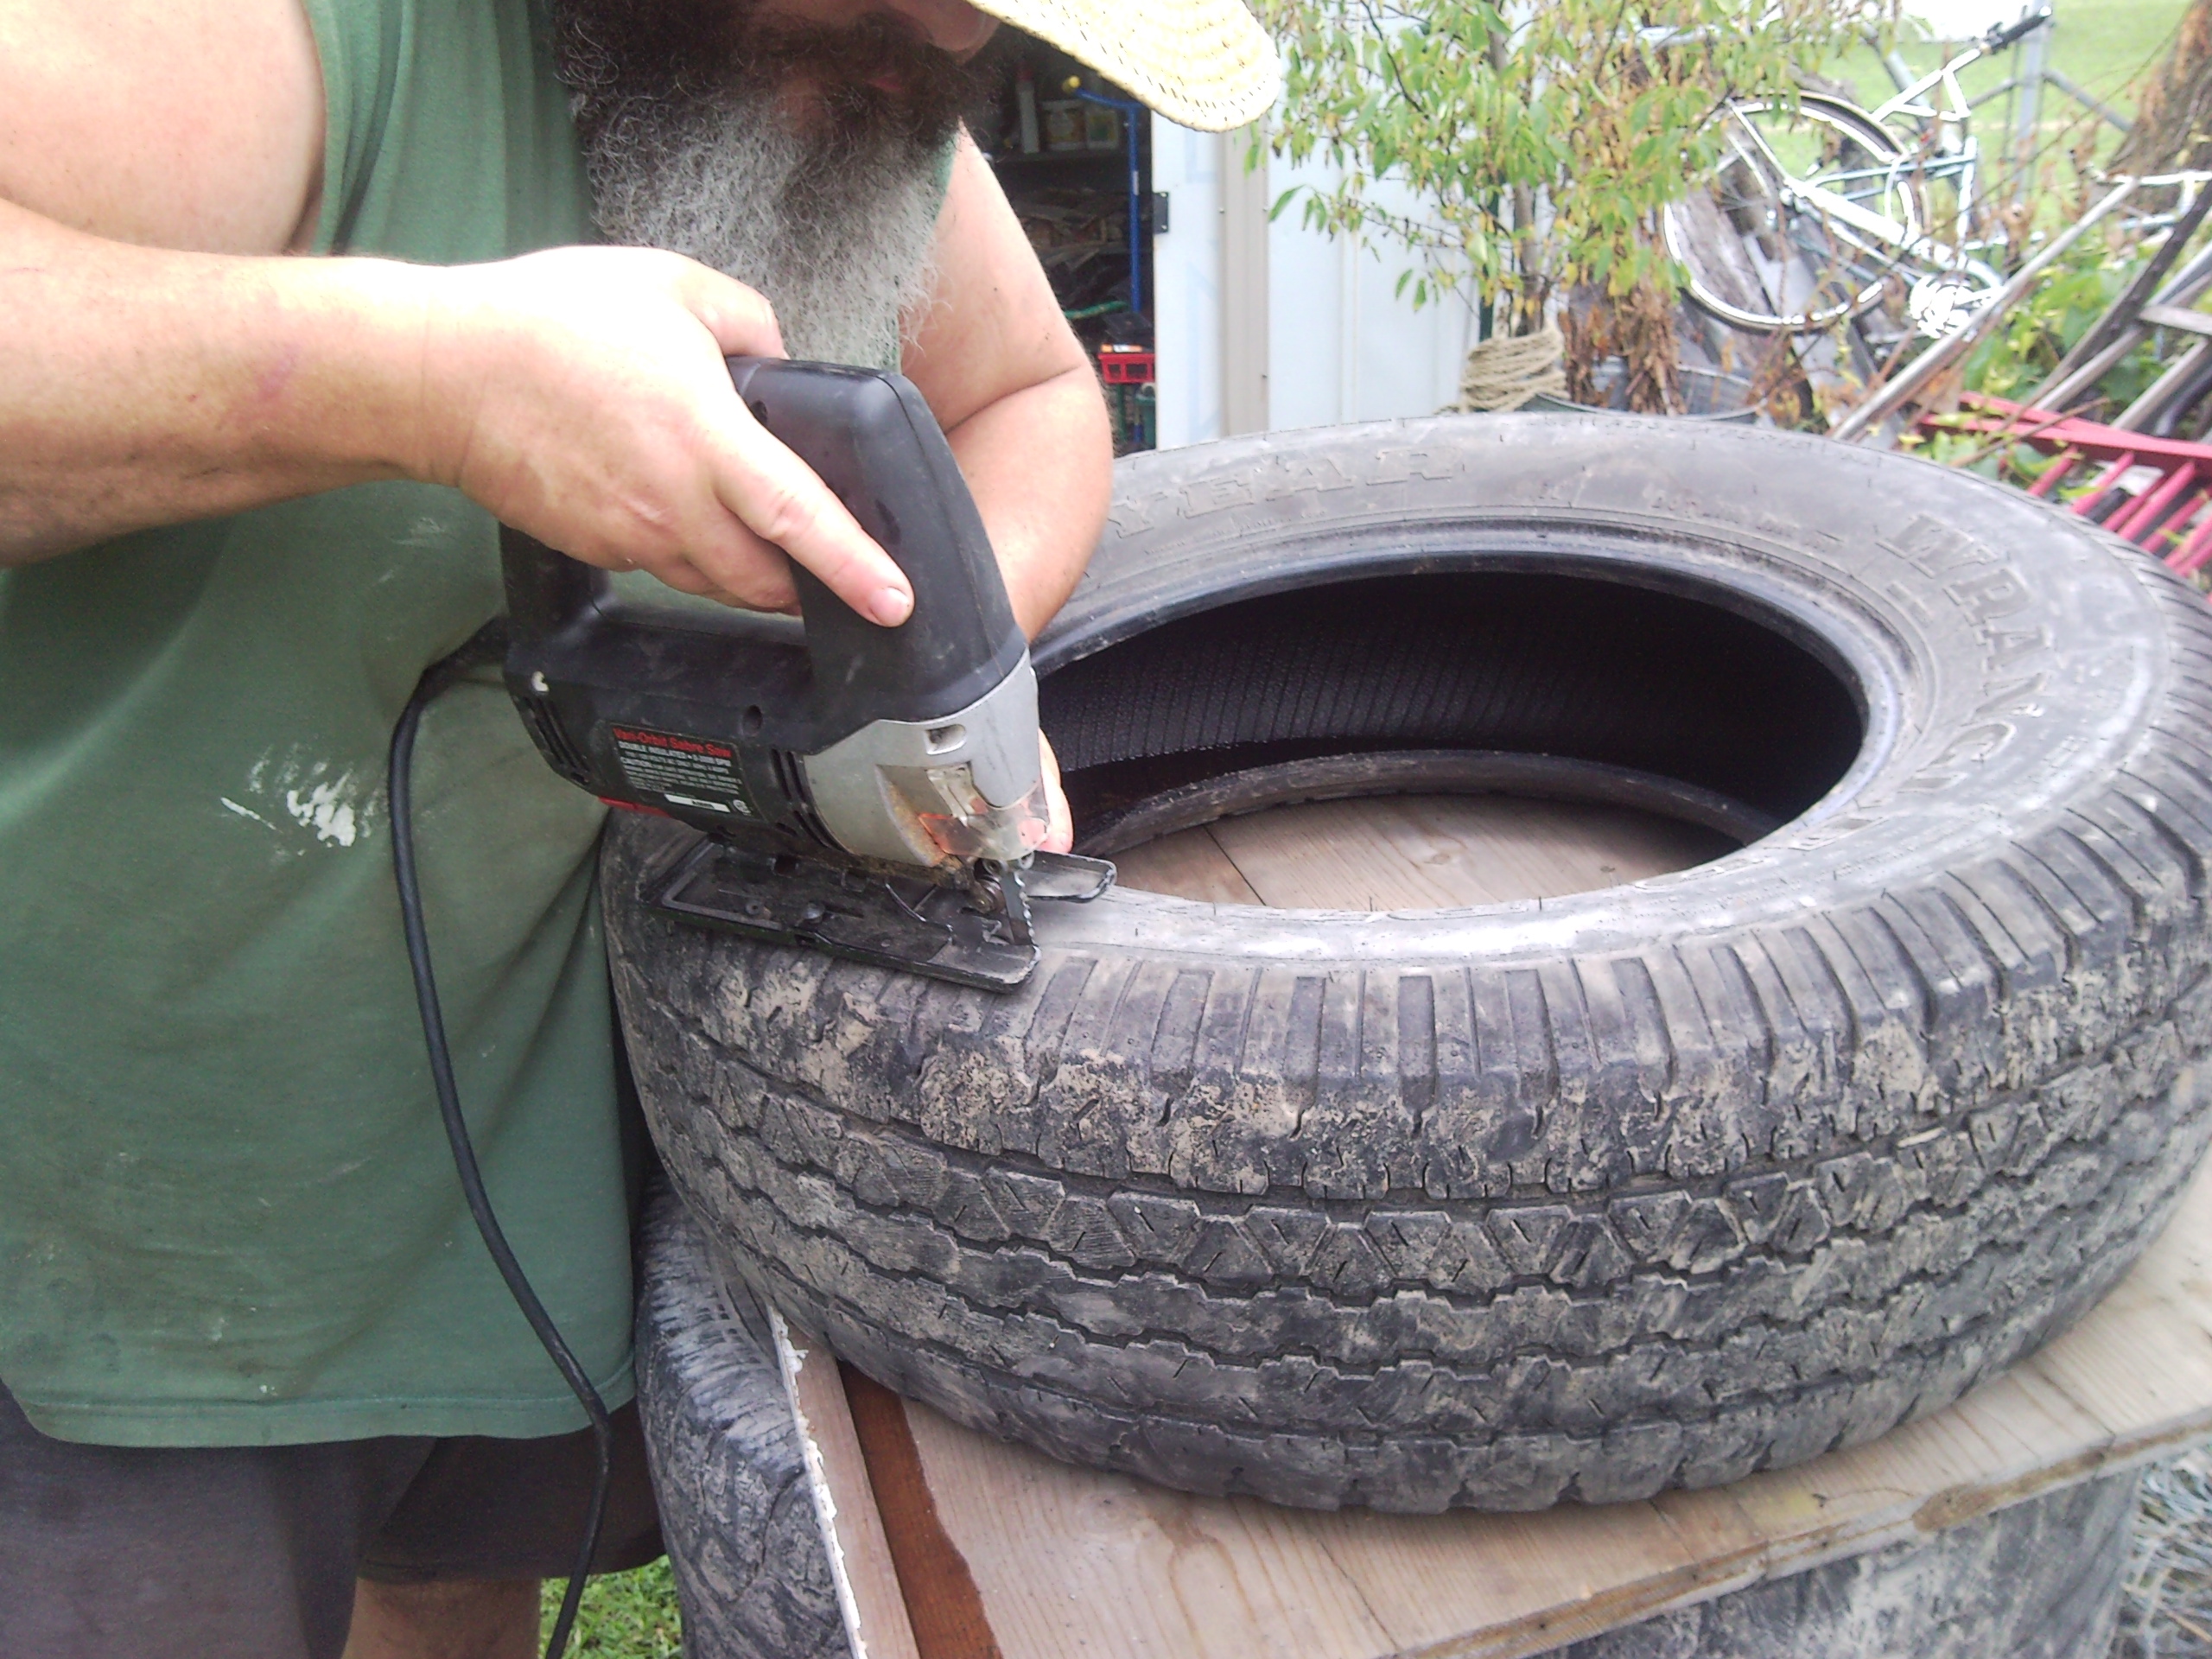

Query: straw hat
(971, 0), (1281, 131)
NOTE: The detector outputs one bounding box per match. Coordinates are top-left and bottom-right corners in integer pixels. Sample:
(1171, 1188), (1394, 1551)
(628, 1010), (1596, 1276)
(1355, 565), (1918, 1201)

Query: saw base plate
(647, 837), (1112, 991)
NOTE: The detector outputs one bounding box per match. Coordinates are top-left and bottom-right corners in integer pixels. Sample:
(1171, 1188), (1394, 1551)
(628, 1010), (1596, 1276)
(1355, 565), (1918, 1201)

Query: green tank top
(0, 0), (631, 1445)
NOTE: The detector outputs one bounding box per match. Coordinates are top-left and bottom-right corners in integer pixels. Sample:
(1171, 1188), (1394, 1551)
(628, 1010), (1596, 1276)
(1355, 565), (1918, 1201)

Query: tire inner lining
(1039, 572), (1863, 854)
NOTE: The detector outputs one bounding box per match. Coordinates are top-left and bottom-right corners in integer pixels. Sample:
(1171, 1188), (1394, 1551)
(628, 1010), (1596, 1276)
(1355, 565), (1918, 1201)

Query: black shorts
(0, 1380), (664, 1659)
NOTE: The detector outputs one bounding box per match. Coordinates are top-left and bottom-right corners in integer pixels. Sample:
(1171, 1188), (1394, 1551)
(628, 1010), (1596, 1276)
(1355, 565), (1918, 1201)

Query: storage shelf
(986, 149), (1129, 174)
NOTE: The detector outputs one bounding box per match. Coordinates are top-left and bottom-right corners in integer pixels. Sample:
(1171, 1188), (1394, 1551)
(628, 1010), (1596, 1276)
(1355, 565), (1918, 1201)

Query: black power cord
(387, 619), (611, 1659)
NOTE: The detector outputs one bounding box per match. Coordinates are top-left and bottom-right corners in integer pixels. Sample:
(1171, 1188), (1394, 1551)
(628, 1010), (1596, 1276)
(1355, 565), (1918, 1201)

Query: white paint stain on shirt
(228, 749), (379, 851)
(285, 779), (359, 847)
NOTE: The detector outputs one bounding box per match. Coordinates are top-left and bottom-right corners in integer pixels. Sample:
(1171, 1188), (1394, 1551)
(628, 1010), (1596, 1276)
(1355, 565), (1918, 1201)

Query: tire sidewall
(1027, 416), (2183, 966)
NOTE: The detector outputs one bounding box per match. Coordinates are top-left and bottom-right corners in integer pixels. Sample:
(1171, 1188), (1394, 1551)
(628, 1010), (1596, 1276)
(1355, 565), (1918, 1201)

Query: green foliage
(1899, 423), (2001, 474)
(1261, 0), (1892, 323)
(1956, 238), (2164, 409)
(541, 1561), (683, 1657)
(1903, 238), (2171, 484)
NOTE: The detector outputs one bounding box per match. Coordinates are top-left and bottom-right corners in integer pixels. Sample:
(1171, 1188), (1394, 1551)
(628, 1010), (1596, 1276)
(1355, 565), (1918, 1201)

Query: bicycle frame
(1868, 47), (1986, 253)
(1714, 105), (1999, 295)
(1870, 43), (1985, 148)
(1662, 9), (2039, 334)
(1865, 8), (2066, 257)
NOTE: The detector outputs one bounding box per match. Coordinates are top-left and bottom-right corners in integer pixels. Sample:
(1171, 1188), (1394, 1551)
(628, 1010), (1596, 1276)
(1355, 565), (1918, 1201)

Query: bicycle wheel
(1664, 94), (1923, 334)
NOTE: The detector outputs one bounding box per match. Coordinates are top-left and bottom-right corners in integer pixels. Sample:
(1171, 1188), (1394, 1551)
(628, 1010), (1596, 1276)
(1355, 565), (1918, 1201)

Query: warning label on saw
(608, 725), (756, 817)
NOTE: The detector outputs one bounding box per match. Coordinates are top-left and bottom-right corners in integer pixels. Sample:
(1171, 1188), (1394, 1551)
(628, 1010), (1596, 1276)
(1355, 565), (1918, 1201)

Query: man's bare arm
(901, 134), (1113, 640)
(0, 0), (914, 623)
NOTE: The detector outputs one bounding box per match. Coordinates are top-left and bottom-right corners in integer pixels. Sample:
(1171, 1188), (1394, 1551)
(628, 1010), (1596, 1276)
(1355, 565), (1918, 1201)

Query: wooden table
(765, 796), (2212, 1659)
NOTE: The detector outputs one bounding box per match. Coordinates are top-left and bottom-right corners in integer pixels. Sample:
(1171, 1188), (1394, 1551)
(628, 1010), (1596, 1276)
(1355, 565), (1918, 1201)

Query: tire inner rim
(1043, 571), (1864, 865)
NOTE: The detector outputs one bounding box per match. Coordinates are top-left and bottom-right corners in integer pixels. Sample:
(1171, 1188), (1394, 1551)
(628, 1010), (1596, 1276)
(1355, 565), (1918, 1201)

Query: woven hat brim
(971, 0), (1281, 131)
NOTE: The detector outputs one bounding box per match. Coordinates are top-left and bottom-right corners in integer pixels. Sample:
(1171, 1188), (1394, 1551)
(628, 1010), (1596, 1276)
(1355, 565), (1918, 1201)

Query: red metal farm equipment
(1931, 392), (2212, 582)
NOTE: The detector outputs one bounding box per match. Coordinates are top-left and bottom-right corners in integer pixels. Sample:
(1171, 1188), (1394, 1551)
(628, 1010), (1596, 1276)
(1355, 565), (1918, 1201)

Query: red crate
(1097, 346), (1154, 385)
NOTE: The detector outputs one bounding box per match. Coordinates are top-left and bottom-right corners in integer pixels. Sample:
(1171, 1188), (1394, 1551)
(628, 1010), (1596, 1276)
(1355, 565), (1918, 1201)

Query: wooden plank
(820, 1156), (2212, 1659)
(770, 1308), (921, 1659)
(2015, 1173), (2212, 1467)
(1109, 825), (1263, 906)
(898, 1402), (1396, 1659)
(842, 1365), (1006, 1659)
(1296, 1491), (1755, 1659)
(1198, 797), (1728, 910)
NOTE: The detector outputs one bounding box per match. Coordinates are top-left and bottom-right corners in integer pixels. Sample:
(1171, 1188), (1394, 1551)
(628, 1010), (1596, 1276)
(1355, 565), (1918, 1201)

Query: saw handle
(500, 359), (1027, 746)
(727, 357), (1028, 734)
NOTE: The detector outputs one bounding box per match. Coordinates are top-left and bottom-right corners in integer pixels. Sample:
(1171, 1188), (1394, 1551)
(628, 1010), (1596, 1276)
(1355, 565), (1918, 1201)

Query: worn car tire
(634, 1184), (849, 1659)
(610, 416), (2212, 1511)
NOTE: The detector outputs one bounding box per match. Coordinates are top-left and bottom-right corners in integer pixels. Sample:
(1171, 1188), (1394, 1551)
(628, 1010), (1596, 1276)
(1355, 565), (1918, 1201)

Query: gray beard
(583, 86), (944, 369)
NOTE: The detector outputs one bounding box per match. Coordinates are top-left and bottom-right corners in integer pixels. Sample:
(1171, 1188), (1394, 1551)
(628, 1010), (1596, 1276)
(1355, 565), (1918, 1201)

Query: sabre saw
(499, 356), (1113, 991)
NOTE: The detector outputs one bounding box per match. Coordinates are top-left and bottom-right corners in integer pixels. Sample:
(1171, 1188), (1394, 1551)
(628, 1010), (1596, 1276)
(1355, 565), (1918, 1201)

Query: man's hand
(420, 247), (912, 624)
(0, 0), (915, 626)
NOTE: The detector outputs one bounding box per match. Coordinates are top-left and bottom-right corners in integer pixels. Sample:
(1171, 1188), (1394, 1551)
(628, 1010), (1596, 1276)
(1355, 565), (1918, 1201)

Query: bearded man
(0, 0), (1274, 1654)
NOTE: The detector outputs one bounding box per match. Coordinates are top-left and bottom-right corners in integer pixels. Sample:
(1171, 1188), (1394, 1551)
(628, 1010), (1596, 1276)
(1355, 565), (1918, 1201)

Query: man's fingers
(1039, 733), (1073, 855)
(671, 259), (788, 362)
(634, 515), (802, 613)
(661, 262), (870, 618)
(641, 559), (787, 610)
(432, 246), (905, 625)
(709, 422), (914, 626)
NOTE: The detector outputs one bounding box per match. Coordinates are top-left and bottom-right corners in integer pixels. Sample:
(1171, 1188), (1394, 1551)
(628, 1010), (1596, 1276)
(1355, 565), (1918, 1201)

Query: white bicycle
(1660, 10), (2048, 335)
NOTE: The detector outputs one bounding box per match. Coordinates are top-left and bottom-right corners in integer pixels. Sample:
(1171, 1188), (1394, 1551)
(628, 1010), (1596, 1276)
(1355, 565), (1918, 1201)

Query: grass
(1909, 0), (2182, 118)
(539, 1561), (684, 1657)
(1832, 0), (2185, 118)
(1823, 0), (2190, 181)
(2116, 1446), (2212, 1656)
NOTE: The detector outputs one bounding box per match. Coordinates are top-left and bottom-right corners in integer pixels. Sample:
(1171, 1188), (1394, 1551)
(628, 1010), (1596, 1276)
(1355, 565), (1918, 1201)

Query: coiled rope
(1452, 323), (1567, 412)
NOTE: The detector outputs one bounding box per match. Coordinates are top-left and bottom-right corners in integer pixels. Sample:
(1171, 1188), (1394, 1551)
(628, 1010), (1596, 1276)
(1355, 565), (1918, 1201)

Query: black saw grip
(731, 357), (1026, 731)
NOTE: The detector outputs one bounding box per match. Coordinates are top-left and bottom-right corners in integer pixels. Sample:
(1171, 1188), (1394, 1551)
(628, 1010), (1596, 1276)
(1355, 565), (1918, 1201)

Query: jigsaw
(500, 357), (1112, 990)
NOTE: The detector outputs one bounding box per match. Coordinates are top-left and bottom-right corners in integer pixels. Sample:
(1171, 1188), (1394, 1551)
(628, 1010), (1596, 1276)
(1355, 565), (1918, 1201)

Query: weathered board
(772, 1313), (920, 1659)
